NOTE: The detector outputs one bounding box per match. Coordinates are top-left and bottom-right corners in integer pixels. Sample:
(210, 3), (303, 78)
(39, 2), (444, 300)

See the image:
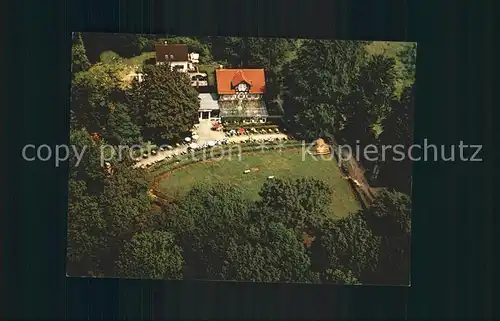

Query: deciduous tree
(310, 213), (380, 282)
(362, 189), (411, 285)
(376, 84), (415, 194)
(325, 268), (361, 285)
(224, 222), (320, 283)
(66, 179), (106, 276)
(71, 64), (123, 133)
(116, 231), (184, 280)
(106, 102), (141, 145)
(255, 177), (333, 230)
(341, 54), (397, 168)
(283, 40), (368, 140)
(129, 64), (200, 143)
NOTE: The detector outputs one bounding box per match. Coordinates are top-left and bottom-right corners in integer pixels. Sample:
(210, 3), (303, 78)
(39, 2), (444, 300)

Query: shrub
(99, 50), (122, 64)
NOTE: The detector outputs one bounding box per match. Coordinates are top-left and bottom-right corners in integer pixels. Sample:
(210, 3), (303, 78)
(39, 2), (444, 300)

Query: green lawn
(123, 52), (155, 67)
(158, 149), (361, 219)
(365, 41), (404, 58)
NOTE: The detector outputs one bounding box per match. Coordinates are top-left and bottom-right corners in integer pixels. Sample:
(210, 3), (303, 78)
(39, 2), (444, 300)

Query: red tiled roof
(230, 70), (252, 87)
(216, 69), (266, 94)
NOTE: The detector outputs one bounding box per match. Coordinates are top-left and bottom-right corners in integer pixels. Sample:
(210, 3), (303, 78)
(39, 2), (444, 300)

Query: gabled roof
(155, 44), (189, 62)
(215, 69), (266, 94)
(230, 70), (252, 87)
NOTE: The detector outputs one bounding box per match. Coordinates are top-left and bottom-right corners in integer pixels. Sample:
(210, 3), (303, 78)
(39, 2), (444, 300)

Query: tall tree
(362, 189), (411, 285)
(72, 32), (91, 73)
(68, 128), (106, 189)
(310, 213), (380, 282)
(67, 128), (107, 276)
(283, 40), (368, 140)
(341, 54), (397, 168)
(129, 64), (200, 143)
(210, 37), (249, 67)
(66, 179), (106, 276)
(397, 43), (417, 84)
(106, 102), (141, 145)
(376, 83), (415, 194)
(116, 231), (184, 280)
(67, 128), (154, 276)
(98, 161), (152, 273)
(71, 63), (123, 133)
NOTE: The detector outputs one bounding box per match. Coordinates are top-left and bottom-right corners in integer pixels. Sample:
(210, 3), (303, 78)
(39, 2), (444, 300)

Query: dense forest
(68, 33), (416, 285)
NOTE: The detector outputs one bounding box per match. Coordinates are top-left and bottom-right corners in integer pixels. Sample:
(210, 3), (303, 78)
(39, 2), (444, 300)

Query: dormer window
(236, 82), (249, 92)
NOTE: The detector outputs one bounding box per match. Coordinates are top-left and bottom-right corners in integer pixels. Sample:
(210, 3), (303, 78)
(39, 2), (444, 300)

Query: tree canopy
(224, 222), (320, 283)
(128, 64), (200, 143)
(363, 189), (412, 284)
(106, 102), (141, 145)
(116, 231), (184, 280)
(282, 40), (368, 140)
(71, 32), (91, 73)
(254, 177), (333, 230)
(376, 83), (415, 194)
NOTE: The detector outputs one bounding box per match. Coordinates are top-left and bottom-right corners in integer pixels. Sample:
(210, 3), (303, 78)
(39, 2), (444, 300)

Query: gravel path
(132, 132), (289, 168)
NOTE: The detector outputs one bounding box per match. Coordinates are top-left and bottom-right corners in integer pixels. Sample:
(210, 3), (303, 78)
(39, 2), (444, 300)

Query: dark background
(2, 0), (494, 319)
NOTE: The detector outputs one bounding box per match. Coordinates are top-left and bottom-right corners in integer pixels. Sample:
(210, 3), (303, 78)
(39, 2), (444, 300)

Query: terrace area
(219, 100), (269, 120)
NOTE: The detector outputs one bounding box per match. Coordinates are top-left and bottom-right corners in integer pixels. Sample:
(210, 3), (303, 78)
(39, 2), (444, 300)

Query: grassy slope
(122, 51), (155, 67)
(158, 149), (361, 219)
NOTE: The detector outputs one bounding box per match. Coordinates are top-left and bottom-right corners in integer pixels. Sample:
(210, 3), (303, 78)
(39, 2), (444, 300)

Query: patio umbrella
(208, 141), (216, 147)
(166, 145), (173, 150)
(192, 134), (199, 140)
(184, 137), (191, 142)
(189, 143), (199, 149)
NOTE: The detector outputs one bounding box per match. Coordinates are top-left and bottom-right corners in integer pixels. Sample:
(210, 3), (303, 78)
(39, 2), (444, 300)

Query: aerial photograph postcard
(67, 32), (416, 286)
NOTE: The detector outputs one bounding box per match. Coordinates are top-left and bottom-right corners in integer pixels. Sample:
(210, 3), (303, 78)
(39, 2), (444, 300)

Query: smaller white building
(198, 93), (220, 121)
(189, 52), (199, 64)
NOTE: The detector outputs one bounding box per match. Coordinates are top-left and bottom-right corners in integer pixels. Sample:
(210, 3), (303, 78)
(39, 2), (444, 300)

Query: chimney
(219, 65), (223, 69)
(164, 40), (168, 45)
